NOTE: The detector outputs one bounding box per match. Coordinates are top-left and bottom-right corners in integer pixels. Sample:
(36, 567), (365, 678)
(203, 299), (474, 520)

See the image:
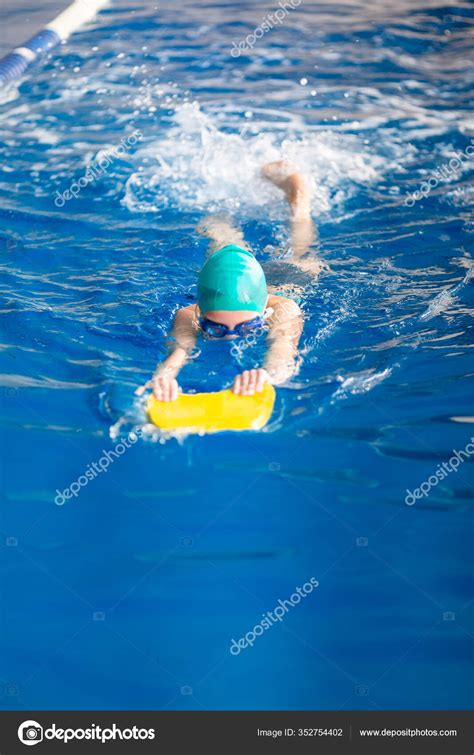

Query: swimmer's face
(201, 310), (262, 340)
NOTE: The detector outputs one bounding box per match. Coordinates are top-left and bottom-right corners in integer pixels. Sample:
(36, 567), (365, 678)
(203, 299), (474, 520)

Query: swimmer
(136, 160), (321, 401)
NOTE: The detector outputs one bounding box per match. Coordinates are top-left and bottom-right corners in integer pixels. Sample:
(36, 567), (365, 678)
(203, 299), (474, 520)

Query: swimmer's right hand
(152, 375), (179, 401)
(134, 375), (180, 401)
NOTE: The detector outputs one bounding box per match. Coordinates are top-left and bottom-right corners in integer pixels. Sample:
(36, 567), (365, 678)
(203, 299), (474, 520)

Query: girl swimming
(136, 160), (321, 401)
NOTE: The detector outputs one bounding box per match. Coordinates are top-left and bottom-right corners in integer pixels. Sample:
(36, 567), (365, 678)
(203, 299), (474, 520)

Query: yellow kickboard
(147, 383), (276, 433)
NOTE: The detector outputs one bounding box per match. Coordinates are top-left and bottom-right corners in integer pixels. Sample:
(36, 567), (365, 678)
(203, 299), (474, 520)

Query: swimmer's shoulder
(268, 294), (302, 320)
(174, 304), (195, 319)
(172, 304), (197, 331)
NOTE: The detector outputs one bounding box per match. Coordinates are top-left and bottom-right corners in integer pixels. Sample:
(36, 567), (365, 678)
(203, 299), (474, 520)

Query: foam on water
(123, 101), (385, 218)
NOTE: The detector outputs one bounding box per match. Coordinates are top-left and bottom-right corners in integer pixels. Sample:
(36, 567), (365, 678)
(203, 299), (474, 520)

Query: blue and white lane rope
(0, 0), (108, 86)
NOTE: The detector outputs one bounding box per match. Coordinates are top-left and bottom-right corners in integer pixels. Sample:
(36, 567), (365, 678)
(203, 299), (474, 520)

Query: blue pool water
(0, 0), (473, 711)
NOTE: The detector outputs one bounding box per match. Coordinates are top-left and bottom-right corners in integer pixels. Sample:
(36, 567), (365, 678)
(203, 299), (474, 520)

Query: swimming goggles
(199, 314), (266, 339)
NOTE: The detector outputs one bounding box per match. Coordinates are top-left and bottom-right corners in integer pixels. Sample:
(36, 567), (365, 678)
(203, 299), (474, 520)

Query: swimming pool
(0, 0), (472, 712)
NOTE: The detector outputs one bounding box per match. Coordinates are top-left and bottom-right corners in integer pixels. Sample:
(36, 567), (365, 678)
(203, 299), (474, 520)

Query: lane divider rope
(0, 0), (108, 86)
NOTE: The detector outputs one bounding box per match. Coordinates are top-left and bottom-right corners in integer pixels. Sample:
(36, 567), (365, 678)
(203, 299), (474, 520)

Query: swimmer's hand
(135, 375), (180, 401)
(232, 368), (271, 396)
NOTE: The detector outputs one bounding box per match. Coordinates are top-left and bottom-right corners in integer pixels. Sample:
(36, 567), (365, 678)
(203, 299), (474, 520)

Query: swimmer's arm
(264, 298), (303, 384)
(232, 300), (302, 395)
(135, 305), (197, 399)
(157, 306), (198, 377)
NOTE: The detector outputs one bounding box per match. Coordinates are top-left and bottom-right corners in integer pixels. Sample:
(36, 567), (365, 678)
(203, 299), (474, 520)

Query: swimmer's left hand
(232, 368), (271, 396)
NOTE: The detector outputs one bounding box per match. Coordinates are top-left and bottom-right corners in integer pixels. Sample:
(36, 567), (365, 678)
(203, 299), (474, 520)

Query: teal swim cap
(197, 245), (268, 314)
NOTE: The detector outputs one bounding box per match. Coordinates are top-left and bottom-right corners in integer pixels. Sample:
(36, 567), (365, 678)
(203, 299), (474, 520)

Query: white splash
(123, 101), (384, 218)
(333, 367), (392, 399)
